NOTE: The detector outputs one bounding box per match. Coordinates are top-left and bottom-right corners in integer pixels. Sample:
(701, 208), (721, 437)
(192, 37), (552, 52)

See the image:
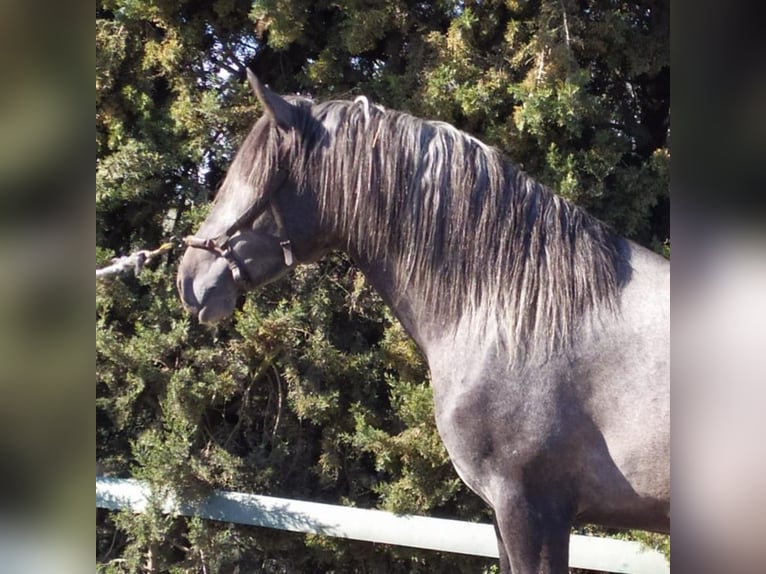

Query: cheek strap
(269, 202), (294, 267)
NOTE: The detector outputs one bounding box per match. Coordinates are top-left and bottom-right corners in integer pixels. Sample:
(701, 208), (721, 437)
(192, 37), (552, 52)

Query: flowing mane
(204, 95), (628, 357)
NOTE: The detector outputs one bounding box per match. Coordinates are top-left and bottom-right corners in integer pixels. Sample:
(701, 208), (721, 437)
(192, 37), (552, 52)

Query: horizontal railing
(96, 477), (669, 573)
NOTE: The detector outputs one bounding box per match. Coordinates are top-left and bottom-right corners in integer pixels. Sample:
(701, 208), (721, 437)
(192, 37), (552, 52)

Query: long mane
(207, 95), (628, 357)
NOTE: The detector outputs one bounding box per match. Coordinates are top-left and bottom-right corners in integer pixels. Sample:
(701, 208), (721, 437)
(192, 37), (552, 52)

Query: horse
(176, 69), (669, 573)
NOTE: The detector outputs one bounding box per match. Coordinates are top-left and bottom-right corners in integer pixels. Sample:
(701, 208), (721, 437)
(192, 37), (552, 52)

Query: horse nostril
(177, 277), (200, 317)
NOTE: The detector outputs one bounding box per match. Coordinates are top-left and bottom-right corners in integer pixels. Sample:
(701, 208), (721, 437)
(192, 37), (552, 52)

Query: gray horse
(177, 70), (669, 573)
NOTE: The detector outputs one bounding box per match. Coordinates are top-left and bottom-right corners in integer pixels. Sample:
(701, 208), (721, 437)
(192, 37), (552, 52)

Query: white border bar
(97, 477), (668, 573)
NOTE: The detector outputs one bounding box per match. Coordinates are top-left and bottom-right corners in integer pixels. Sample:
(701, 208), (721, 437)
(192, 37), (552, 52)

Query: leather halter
(183, 200), (294, 288)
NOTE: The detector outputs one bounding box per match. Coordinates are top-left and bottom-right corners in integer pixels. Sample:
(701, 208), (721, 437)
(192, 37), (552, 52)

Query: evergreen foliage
(97, 0), (669, 570)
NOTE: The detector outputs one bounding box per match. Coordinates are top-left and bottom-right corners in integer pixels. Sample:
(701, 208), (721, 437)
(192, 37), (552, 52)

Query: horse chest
(429, 363), (567, 500)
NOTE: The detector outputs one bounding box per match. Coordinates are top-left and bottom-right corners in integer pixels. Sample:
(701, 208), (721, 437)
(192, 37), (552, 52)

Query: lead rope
(96, 238), (182, 279)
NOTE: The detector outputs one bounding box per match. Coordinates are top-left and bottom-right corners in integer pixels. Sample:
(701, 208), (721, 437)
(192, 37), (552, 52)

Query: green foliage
(97, 0), (668, 570)
(348, 377), (465, 514)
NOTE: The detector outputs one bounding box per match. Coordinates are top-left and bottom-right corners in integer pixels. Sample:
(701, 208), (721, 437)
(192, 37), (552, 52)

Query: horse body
(177, 71), (669, 573)
(353, 237), (668, 572)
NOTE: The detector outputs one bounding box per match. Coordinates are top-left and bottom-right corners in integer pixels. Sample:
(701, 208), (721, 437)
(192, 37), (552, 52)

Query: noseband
(183, 200), (294, 288)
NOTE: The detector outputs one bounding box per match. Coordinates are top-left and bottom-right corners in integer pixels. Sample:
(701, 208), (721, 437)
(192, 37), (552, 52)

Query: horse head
(177, 71), (328, 323)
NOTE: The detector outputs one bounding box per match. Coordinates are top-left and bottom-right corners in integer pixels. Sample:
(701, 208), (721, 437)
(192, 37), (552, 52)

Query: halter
(183, 200), (294, 288)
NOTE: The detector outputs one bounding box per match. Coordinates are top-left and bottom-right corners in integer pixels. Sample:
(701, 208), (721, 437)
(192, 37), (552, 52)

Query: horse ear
(247, 69), (294, 130)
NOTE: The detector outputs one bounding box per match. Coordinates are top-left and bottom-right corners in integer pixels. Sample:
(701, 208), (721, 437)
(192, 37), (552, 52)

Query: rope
(96, 238), (180, 279)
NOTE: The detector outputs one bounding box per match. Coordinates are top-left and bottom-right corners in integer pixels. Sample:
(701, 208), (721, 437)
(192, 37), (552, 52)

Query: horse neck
(347, 247), (455, 353)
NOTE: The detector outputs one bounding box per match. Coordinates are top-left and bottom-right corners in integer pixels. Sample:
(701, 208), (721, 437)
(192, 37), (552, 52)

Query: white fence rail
(96, 477), (669, 573)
